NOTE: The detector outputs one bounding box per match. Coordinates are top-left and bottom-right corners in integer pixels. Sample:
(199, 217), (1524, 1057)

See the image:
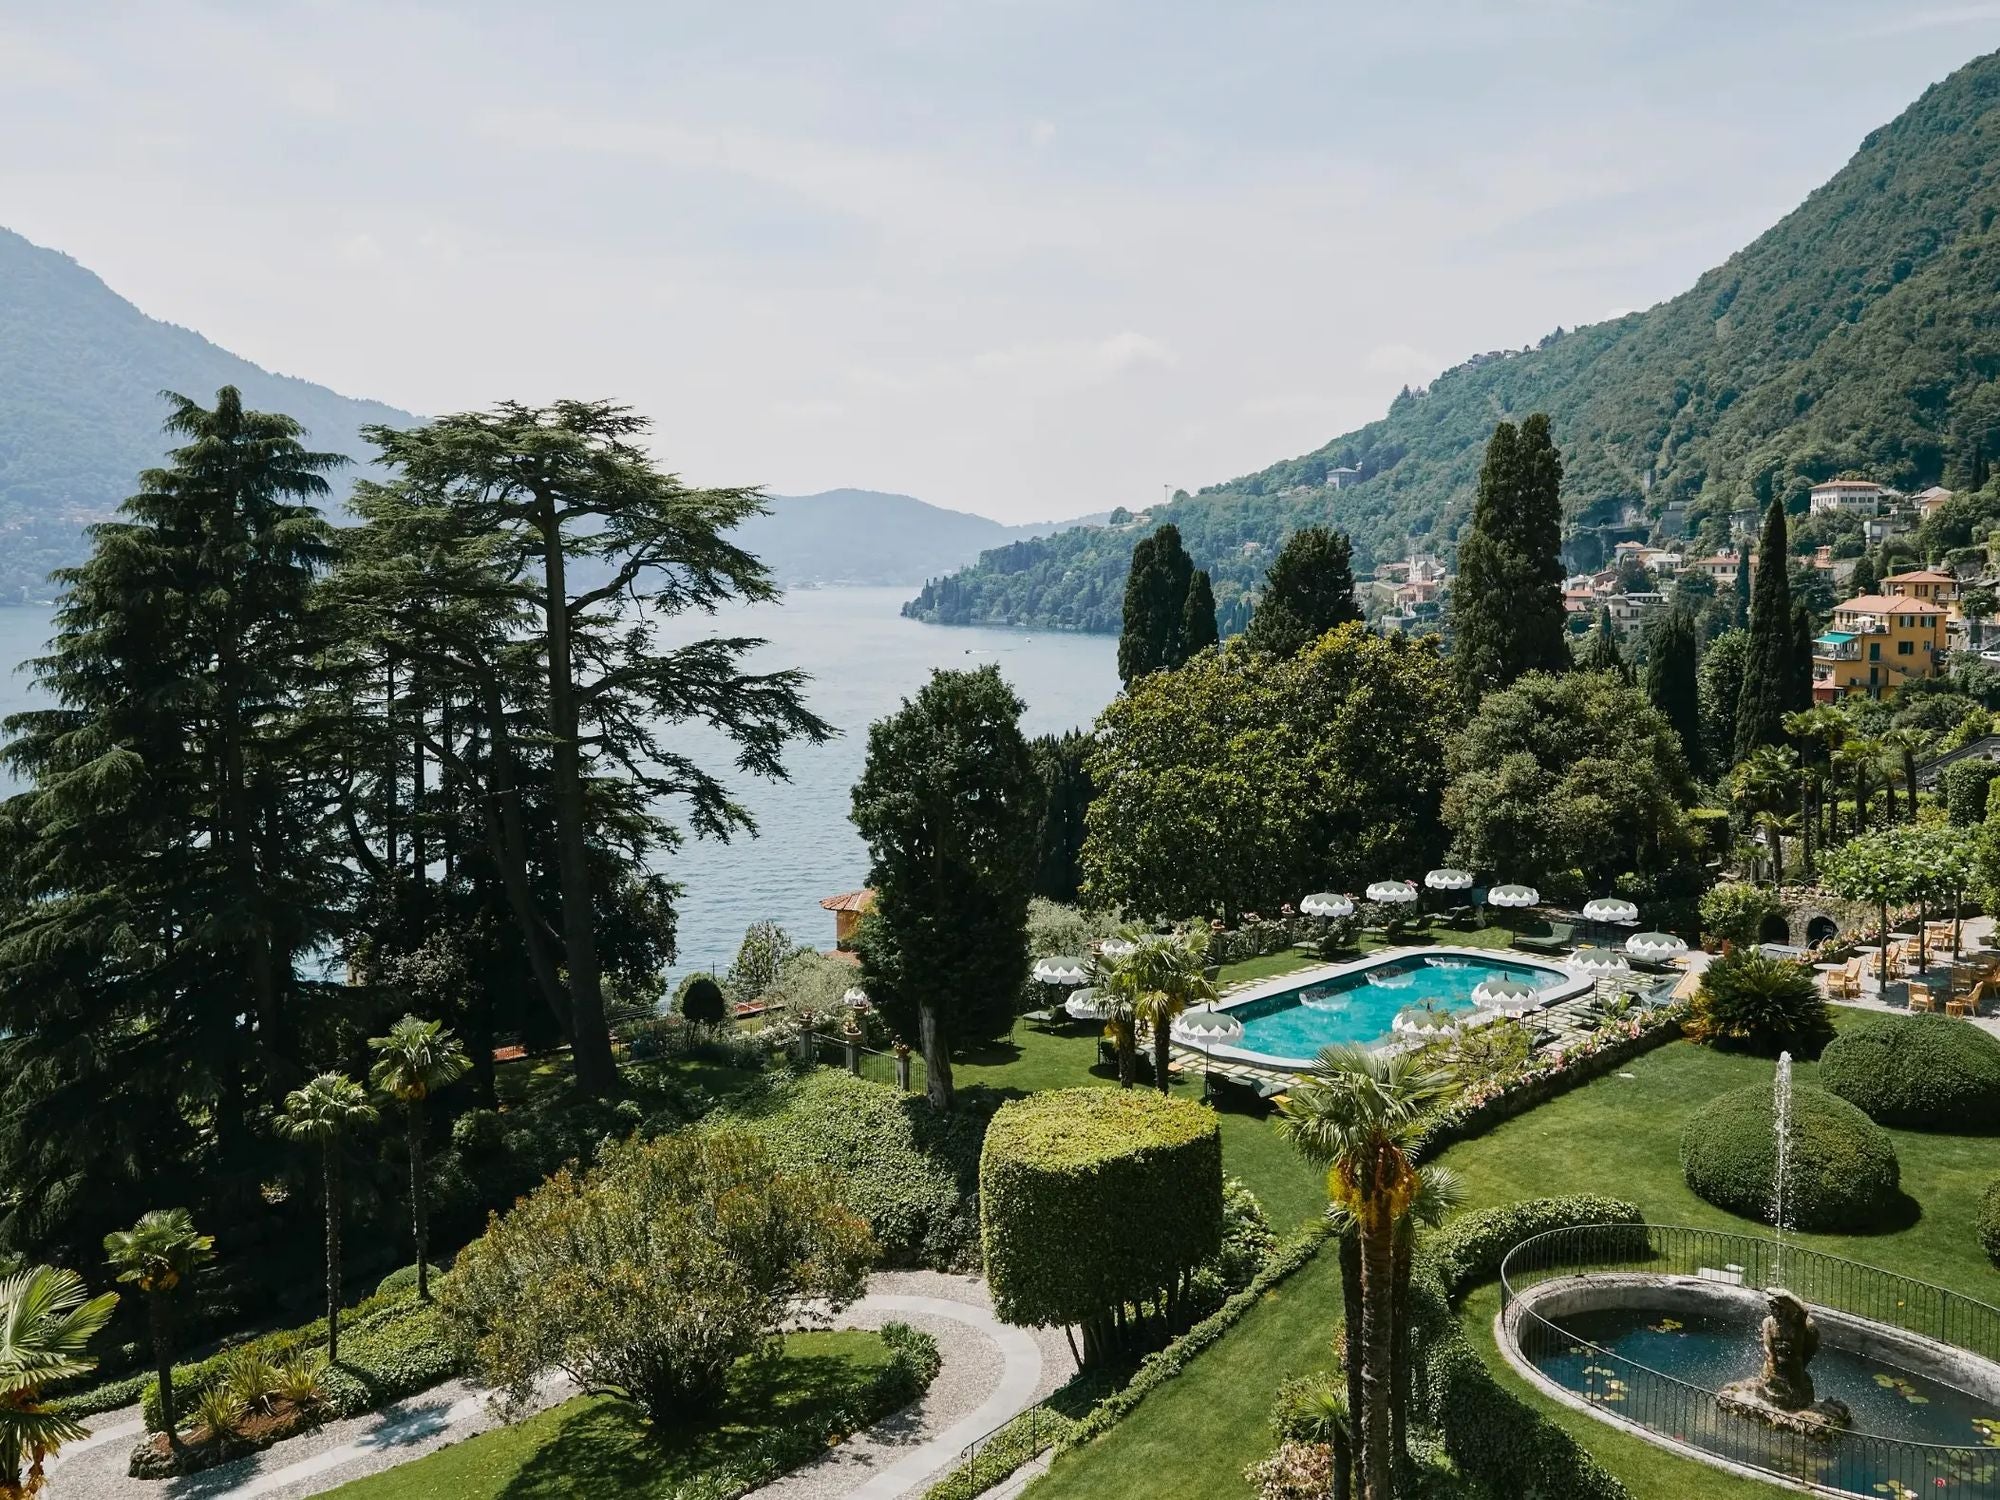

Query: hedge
(1407, 1196), (1643, 1500)
(1981, 1179), (2000, 1268)
(676, 973), (728, 1024)
(1680, 1081), (1900, 1231)
(981, 1088), (1222, 1336)
(1819, 1012), (2000, 1129)
(720, 1069), (982, 1269)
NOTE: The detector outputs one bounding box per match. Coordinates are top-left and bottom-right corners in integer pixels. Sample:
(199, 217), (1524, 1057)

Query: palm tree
(0, 1265), (118, 1495)
(1734, 745), (1799, 888)
(1880, 727), (1929, 822)
(1097, 951), (1142, 1088)
(368, 1016), (472, 1301)
(103, 1210), (214, 1449)
(1391, 1165), (1464, 1477)
(1122, 933), (1217, 1096)
(1785, 706), (1849, 847)
(278, 1073), (377, 1361)
(1837, 734), (1881, 834)
(1278, 1047), (1454, 1500)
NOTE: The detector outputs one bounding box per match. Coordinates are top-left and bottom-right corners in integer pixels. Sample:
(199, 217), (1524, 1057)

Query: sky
(2, 2), (1997, 524)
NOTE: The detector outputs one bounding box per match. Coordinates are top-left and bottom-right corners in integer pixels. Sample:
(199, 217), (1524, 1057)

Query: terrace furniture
(1947, 997), (1974, 1018)
(1021, 1008), (1062, 1032)
(1908, 982), (1936, 1013)
(1208, 1071), (1284, 1115)
(1825, 960), (1862, 1000)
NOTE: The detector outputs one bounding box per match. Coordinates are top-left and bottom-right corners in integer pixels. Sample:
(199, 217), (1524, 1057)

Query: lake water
(0, 589), (1120, 985)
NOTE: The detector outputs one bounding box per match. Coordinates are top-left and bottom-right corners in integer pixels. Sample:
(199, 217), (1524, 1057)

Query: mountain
(0, 227), (418, 600)
(908, 48), (2000, 635)
(736, 488), (1103, 586)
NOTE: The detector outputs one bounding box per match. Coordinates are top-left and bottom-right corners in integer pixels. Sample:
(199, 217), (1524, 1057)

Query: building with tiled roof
(819, 888), (876, 950)
(1812, 594), (1947, 702)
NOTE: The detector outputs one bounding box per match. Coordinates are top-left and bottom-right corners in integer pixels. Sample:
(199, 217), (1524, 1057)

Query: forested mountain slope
(0, 227), (416, 598)
(907, 48), (2000, 634)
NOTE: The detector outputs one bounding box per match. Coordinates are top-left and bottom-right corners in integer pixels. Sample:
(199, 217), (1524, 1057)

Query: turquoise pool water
(1229, 954), (1565, 1063)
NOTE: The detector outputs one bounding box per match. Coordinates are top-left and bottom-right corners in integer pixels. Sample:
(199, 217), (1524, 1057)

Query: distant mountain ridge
(0, 227), (419, 598)
(739, 488), (1103, 586)
(908, 47), (2000, 635)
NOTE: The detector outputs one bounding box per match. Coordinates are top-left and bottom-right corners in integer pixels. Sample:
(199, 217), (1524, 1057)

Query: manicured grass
(1215, 948), (1323, 986)
(1029, 1238), (1346, 1500)
(324, 1330), (900, 1500)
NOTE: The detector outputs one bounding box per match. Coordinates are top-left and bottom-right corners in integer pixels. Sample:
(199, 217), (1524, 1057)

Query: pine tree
(1644, 607), (1704, 780)
(1244, 526), (1360, 657)
(1789, 601), (1818, 713)
(1028, 732), (1093, 903)
(1449, 415), (1569, 699)
(1117, 524), (1197, 683)
(1733, 499), (1794, 763)
(1181, 569), (1220, 656)
(1580, 609), (1624, 674)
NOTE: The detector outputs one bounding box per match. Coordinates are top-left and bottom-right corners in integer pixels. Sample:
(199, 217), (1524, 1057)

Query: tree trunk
(1339, 1227), (1363, 1500)
(325, 1147), (342, 1364)
(473, 682), (572, 1037)
(1390, 1215), (1413, 1479)
(919, 1000), (954, 1110)
(1152, 1017), (1172, 1096)
(1906, 751), (1919, 821)
(535, 495), (617, 1099)
(408, 1104), (431, 1300)
(153, 1297), (179, 1449)
(1800, 782), (1815, 883)
(1116, 1028), (1135, 1089)
(1357, 1208), (1396, 1500)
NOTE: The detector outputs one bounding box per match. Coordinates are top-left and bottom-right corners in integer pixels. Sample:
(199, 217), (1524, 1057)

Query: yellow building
(1811, 594), (1947, 702)
(1880, 567), (1961, 618)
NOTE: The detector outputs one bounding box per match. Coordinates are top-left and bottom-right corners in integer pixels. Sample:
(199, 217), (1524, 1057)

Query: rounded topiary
(981, 1088), (1222, 1349)
(375, 1263), (421, 1299)
(675, 973), (728, 1025)
(1680, 1081), (1899, 1232)
(1818, 1013), (2000, 1129)
(1980, 1179), (2000, 1267)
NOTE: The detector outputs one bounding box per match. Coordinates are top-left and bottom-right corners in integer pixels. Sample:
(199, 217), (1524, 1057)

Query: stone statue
(1718, 1287), (1851, 1439)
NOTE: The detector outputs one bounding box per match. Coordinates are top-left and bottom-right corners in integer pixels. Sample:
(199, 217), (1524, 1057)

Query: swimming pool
(1207, 950), (1582, 1068)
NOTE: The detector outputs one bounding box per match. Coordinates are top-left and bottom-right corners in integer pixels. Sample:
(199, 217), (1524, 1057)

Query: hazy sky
(2, 3), (1996, 523)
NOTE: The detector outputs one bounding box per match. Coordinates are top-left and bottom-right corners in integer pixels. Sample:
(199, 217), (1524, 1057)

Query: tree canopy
(1243, 526), (1361, 657)
(1448, 415), (1569, 700)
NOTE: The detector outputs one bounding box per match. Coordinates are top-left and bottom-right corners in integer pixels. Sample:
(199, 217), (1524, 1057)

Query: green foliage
(725, 921), (802, 1003)
(375, 1264), (422, 1300)
(1243, 526), (1361, 658)
(1679, 1081), (1900, 1231)
(908, 55), (2000, 633)
(1980, 1179), (2000, 1267)
(440, 1131), (873, 1425)
(1182, 569), (1220, 657)
(1941, 758), (2000, 825)
(1028, 733), (1095, 904)
(1119, 524), (1201, 684)
(1818, 1012), (2000, 1128)
(1735, 500), (1798, 760)
(1450, 415), (1569, 699)
(0, 1264), (119, 1482)
(724, 1070), (982, 1269)
(676, 974), (728, 1025)
(1084, 625), (1458, 920)
(1643, 608), (1705, 779)
(1442, 669), (1693, 889)
(1698, 628), (1750, 777)
(980, 1089), (1223, 1338)
(1697, 880), (1784, 948)
(1687, 948), (1832, 1057)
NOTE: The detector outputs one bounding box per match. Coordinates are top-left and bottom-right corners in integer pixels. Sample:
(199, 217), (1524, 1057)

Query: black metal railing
(1499, 1223), (2000, 1499)
(928, 1402), (1066, 1497)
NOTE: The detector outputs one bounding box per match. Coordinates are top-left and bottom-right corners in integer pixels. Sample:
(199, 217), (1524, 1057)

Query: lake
(0, 589), (1120, 985)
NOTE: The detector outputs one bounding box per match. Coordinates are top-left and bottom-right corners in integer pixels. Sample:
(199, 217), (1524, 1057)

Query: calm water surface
(1230, 953), (1565, 1063)
(0, 590), (1119, 985)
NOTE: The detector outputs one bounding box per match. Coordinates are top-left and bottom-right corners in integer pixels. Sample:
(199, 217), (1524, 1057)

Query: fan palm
(103, 1209), (213, 1449)
(0, 1265), (118, 1496)
(1879, 727), (1929, 822)
(1096, 952), (1142, 1088)
(1278, 1046), (1454, 1500)
(368, 1016), (472, 1301)
(278, 1073), (377, 1361)
(1123, 932), (1217, 1096)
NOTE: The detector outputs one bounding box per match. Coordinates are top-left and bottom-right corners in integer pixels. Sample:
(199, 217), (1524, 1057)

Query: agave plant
(220, 1347), (281, 1418)
(273, 1352), (328, 1409)
(192, 1383), (242, 1445)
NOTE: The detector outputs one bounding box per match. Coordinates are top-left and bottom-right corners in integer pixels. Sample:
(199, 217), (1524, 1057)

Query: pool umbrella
(1424, 868), (1474, 892)
(1392, 1007), (1460, 1038)
(1582, 897), (1639, 926)
(1300, 892), (1354, 919)
(1472, 974), (1537, 1009)
(1097, 936), (1138, 961)
(1366, 880), (1418, 904)
(1487, 884), (1540, 909)
(1173, 1004), (1246, 1100)
(841, 987), (872, 1010)
(1570, 946), (1630, 975)
(1033, 955), (1089, 986)
(1626, 931), (1689, 961)
(1064, 987), (1109, 1021)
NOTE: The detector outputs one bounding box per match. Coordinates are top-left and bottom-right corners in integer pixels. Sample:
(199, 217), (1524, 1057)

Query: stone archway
(1803, 914), (1839, 947)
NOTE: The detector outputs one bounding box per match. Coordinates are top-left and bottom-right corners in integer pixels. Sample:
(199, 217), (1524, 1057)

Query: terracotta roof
(819, 888), (876, 913)
(1882, 569), (1955, 584)
(1837, 594), (1947, 615)
(1813, 479), (1884, 490)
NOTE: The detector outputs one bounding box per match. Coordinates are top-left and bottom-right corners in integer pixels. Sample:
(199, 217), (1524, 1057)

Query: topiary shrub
(375, 1264), (421, 1300)
(1680, 1081), (1899, 1231)
(1686, 947), (1832, 1057)
(675, 972), (728, 1025)
(981, 1088), (1222, 1362)
(1818, 1012), (2000, 1129)
(1980, 1179), (2000, 1267)
(1941, 758), (2000, 826)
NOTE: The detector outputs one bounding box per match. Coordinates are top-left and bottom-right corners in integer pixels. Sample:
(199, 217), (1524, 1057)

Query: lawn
(325, 1330), (901, 1500)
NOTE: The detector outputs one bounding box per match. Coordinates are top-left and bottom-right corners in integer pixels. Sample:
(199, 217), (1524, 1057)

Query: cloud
(1028, 119), (1056, 147)
(1363, 342), (1443, 386)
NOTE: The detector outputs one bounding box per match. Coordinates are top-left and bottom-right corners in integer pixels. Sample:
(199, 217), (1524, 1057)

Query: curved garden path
(45, 1271), (1065, 1500)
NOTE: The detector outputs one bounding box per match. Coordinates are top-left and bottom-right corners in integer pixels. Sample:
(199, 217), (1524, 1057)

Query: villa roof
(1837, 594), (1947, 615)
(819, 888), (876, 913)
(1813, 478), (1884, 490)
(1882, 569), (1955, 584)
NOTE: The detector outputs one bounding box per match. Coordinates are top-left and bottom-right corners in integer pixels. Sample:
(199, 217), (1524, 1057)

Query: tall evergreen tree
(851, 667), (1042, 1110)
(1580, 609), (1624, 675)
(1244, 526), (1361, 657)
(1027, 732), (1094, 904)
(1181, 569), (1220, 656)
(1644, 607), (1705, 780)
(1448, 415), (1569, 700)
(1789, 601), (1818, 714)
(1117, 524), (1197, 684)
(1732, 545), (1752, 630)
(1734, 499), (1795, 763)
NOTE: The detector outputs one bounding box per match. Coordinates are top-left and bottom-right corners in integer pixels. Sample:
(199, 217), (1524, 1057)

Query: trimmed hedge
(676, 973), (728, 1025)
(1408, 1196), (1643, 1500)
(1680, 1081), (1900, 1231)
(981, 1088), (1222, 1333)
(1981, 1179), (2000, 1267)
(724, 1069), (983, 1269)
(1819, 1012), (2000, 1129)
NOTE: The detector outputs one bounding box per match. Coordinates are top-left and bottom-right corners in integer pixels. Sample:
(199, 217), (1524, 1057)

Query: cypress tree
(1849, 552), (1879, 597)
(1244, 525), (1360, 657)
(1580, 609), (1625, 675)
(1733, 499), (1794, 763)
(1449, 414), (1569, 700)
(1181, 569), (1219, 657)
(1118, 524), (1197, 684)
(1789, 600), (1817, 713)
(1028, 731), (1094, 904)
(1732, 545), (1752, 630)
(1644, 606), (1704, 779)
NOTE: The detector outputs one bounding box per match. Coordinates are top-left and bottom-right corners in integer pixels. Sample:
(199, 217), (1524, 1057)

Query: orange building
(1811, 594), (1947, 702)
(819, 888), (876, 951)
(1879, 568), (1961, 618)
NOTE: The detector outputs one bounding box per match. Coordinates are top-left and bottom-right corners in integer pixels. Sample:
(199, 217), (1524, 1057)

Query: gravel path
(45, 1270), (1063, 1500)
